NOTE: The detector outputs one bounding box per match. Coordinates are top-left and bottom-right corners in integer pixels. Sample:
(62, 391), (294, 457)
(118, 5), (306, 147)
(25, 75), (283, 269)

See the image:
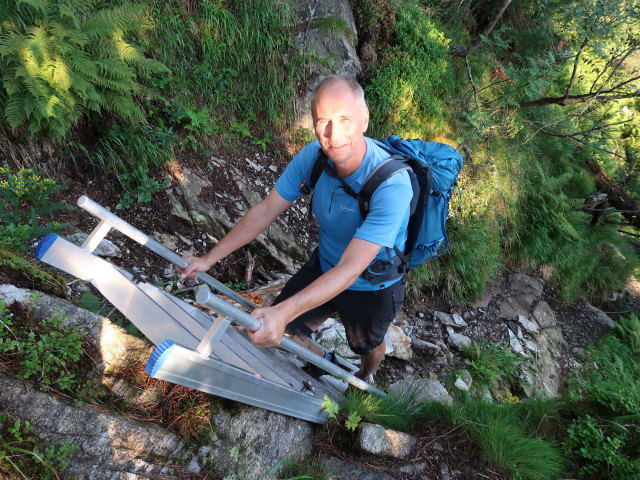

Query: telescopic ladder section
(35, 196), (385, 424)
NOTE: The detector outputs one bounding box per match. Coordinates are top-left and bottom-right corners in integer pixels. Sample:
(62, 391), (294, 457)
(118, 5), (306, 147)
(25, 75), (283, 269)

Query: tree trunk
(451, 0), (512, 57)
(583, 157), (640, 228)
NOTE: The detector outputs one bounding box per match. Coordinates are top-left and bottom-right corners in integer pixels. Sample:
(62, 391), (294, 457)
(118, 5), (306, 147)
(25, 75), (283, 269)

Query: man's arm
(248, 237), (381, 347)
(178, 188), (293, 278)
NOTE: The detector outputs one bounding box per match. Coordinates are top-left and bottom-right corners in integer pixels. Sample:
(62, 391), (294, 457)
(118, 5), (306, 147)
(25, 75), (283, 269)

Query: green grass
(421, 399), (565, 480)
(406, 216), (501, 305)
(340, 387), (422, 432)
(460, 341), (522, 393)
(151, 0), (303, 127)
(364, 0), (455, 140)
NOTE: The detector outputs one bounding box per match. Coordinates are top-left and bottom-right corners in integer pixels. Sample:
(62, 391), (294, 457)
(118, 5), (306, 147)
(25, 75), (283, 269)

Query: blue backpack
(301, 135), (463, 285)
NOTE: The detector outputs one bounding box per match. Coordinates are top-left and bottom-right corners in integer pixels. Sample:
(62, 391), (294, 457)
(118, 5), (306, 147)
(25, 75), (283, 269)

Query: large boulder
(198, 406), (313, 480)
(169, 165), (308, 274)
(290, 0), (361, 130)
(0, 285), (153, 372)
(0, 376), (201, 480)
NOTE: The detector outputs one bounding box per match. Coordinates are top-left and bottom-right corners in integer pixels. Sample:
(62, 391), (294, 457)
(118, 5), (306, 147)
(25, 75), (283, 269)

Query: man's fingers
(178, 259), (197, 279)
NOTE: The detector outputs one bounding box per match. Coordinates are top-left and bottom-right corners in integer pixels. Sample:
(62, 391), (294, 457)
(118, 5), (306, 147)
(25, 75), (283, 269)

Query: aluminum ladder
(35, 196), (385, 424)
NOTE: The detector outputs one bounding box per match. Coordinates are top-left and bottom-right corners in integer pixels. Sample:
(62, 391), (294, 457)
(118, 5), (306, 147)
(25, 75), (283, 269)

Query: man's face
(312, 81), (369, 170)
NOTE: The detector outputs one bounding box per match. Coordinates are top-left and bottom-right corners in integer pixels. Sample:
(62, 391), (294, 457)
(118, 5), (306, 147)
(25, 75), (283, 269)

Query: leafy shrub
(564, 415), (640, 479)
(563, 315), (640, 478)
(0, 413), (77, 480)
(116, 164), (169, 210)
(0, 166), (67, 250)
(504, 159), (638, 301)
(0, 300), (88, 395)
(567, 334), (640, 416)
(0, 0), (168, 137)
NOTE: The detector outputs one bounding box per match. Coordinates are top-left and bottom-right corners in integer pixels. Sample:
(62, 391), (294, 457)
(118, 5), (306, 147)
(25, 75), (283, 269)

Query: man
(179, 75), (412, 382)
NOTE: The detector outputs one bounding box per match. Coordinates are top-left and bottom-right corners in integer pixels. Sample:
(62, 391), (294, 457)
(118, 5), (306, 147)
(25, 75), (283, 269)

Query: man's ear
(362, 105), (370, 133)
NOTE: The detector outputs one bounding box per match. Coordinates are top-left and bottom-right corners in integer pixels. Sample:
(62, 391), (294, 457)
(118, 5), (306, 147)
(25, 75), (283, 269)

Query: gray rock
(523, 326), (566, 398)
(385, 324), (412, 360)
(454, 378), (469, 391)
(532, 301), (557, 329)
(200, 406), (313, 480)
(447, 333), (472, 351)
(356, 422), (417, 459)
(499, 294), (536, 319)
(522, 337), (540, 355)
(388, 378), (453, 405)
(517, 314), (540, 334)
(411, 338), (441, 351)
(440, 463), (452, 480)
(0, 376), (200, 480)
(66, 233), (121, 258)
(319, 454), (394, 480)
(0, 284), (32, 305)
(398, 462), (428, 475)
(290, 0), (361, 130)
(435, 311), (467, 328)
(316, 322), (359, 359)
(451, 313), (468, 327)
(163, 267), (176, 279)
(584, 302), (616, 328)
(509, 273), (544, 296)
(173, 167), (306, 274)
(459, 369), (473, 388)
(508, 329), (526, 356)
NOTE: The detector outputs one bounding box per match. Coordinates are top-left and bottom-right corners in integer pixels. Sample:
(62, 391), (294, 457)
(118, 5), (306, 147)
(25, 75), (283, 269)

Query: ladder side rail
(196, 286), (386, 397)
(76, 196), (255, 310)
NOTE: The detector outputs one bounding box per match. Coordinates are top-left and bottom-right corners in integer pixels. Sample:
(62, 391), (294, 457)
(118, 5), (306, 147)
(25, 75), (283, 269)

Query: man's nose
(324, 120), (341, 140)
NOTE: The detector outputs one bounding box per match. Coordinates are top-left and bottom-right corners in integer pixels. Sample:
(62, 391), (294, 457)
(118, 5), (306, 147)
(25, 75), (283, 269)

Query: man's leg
(271, 250), (336, 356)
(335, 279), (405, 383)
(357, 340), (386, 380)
(288, 313), (333, 356)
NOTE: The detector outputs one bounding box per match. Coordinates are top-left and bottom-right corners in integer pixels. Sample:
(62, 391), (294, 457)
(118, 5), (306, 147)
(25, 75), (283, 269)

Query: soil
(4, 135), (639, 480)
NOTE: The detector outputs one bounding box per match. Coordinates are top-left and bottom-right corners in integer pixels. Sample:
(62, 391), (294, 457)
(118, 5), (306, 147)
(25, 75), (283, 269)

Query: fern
(0, 0), (168, 137)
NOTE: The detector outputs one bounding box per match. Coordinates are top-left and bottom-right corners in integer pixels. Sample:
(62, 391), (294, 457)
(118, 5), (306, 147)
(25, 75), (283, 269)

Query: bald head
(311, 75), (370, 174)
(311, 76), (367, 118)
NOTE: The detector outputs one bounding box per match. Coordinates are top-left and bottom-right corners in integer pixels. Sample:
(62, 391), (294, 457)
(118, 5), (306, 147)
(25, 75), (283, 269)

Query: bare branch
(465, 56), (479, 108)
(521, 90), (640, 108)
(566, 35), (592, 98)
(451, 0), (513, 57)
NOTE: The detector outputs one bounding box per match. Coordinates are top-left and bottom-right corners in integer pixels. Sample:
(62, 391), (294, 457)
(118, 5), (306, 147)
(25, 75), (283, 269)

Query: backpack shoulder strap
(358, 155), (413, 218)
(300, 149), (327, 194)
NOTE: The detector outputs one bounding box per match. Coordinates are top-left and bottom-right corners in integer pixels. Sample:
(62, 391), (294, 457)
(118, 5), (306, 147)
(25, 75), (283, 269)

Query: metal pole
(76, 196), (255, 310)
(196, 286), (386, 396)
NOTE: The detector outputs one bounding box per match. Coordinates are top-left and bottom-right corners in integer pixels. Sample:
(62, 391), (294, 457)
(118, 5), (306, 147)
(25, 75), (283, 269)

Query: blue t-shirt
(275, 137), (413, 291)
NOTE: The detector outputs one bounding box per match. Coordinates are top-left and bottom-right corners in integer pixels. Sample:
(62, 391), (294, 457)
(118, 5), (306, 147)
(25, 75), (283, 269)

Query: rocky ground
(3, 137), (637, 480)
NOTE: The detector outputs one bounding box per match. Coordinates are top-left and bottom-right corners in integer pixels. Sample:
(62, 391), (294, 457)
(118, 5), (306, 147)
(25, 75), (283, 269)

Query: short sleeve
(275, 141), (321, 202)
(353, 171), (413, 247)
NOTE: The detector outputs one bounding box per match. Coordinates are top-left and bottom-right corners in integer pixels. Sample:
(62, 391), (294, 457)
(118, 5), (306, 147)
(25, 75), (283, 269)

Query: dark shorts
(273, 251), (405, 355)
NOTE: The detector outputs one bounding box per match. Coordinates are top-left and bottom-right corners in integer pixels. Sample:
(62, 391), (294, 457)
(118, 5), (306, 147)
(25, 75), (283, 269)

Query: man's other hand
(176, 256), (212, 280)
(247, 306), (289, 348)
